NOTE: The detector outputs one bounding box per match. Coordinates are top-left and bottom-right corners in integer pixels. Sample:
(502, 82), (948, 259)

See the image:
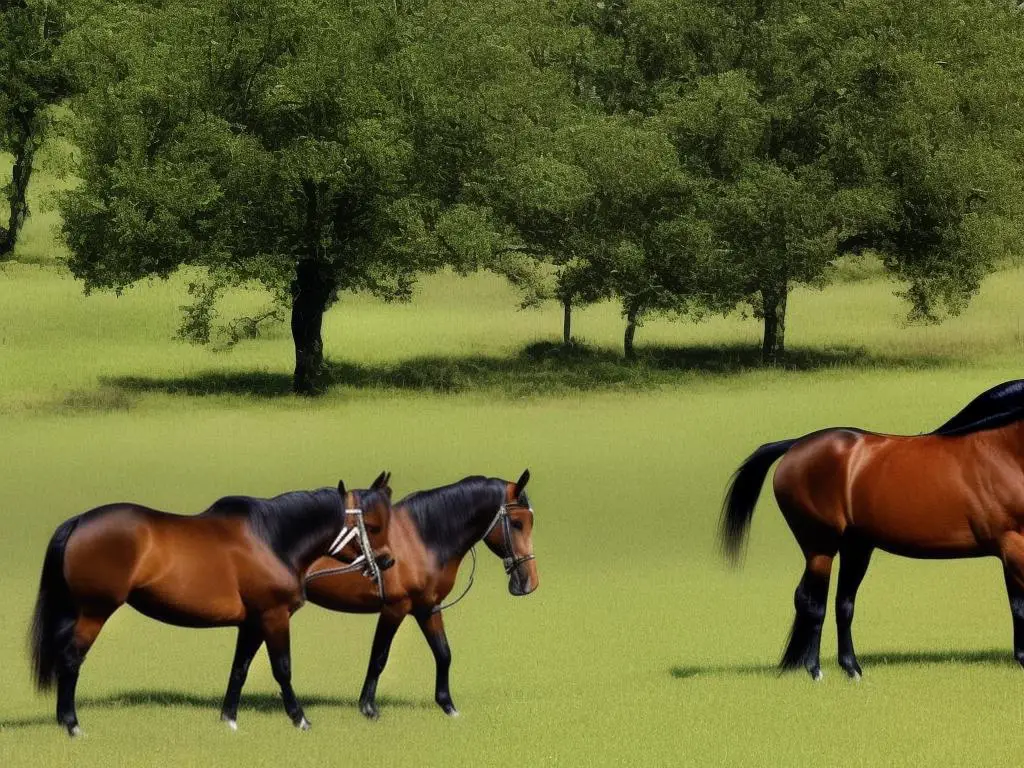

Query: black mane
(398, 476), (507, 563)
(932, 379), (1024, 436)
(204, 487), (344, 570)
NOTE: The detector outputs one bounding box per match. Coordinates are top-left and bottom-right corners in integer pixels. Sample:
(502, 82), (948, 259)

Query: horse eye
(367, 525), (381, 535)
(511, 520), (523, 531)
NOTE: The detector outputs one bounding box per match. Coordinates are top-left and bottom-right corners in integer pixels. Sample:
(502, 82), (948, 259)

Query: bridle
(304, 505), (385, 603)
(483, 501), (536, 575)
(435, 499), (535, 613)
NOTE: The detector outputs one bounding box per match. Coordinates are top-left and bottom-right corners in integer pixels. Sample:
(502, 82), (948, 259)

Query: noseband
(483, 502), (536, 575)
(304, 507), (385, 603)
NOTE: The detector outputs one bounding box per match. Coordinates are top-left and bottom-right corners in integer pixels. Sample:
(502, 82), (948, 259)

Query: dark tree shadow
(101, 341), (948, 400)
(0, 689), (431, 730)
(670, 648), (1015, 680)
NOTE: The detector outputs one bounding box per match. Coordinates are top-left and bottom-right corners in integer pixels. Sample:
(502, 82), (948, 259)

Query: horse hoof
(67, 724), (83, 738)
(360, 703), (379, 721)
(221, 715), (238, 732)
(440, 704), (459, 718)
(809, 668), (823, 682)
(295, 717), (311, 731)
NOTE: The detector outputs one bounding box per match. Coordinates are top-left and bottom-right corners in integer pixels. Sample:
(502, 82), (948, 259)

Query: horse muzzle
(507, 559), (538, 597)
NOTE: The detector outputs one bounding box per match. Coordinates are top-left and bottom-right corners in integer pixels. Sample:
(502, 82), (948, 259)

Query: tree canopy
(53, 0), (1024, 386)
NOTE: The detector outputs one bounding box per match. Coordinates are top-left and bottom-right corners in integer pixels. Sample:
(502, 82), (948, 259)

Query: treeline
(4, 0), (1024, 393)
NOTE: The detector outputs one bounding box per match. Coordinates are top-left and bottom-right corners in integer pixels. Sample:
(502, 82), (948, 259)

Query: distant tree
(492, 115), (721, 358)
(393, 0), (592, 344)
(540, 0), (1024, 362)
(458, 1), (729, 356)
(0, 0), (68, 258)
(658, 0), (1024, 360)
(61, 0), (437, 394)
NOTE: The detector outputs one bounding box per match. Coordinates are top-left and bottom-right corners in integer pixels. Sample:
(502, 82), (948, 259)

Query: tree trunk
(624, 306), (639, 361)
(1, 122), (38, 258)
(760, 282), (788, 363)
(562, 297), (572, 347)
(291, 260), (333, 395)
(291, 180), (334, 396)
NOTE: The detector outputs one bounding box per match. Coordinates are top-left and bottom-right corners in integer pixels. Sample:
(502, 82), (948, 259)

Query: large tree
(61, 0), (438, 393)
(659, 0), (1024, 359)
(0, 0), (68, 257)
(544, 0), (1024, 361)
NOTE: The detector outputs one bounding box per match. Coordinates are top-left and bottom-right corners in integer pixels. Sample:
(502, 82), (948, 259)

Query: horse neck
(264, 491), (343, 575)
(412, 482), (505, 565)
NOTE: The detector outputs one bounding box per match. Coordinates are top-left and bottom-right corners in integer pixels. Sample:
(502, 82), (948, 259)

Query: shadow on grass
(0, 689), (430, 730)
(100, 341), (948, 400)
(670, 648), (1014, 680)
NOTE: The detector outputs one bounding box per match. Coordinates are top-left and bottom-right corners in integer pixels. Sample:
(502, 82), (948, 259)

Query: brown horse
(29, 473), (396, 736)
(720, 379), (1024, 680)
(303, 470), (539, 719)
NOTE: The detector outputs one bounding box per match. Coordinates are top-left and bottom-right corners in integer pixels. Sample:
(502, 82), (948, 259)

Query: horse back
(62, 502), (294, 625)
(775, 427), (1024, 557)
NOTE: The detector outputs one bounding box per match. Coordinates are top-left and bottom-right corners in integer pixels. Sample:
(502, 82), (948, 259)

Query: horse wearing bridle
(29, 473), (396, 736)
(304, 470), (538, 718)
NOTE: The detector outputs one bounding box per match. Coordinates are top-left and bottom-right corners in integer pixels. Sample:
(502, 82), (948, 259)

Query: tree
(463, 0), (729, 355)
(503, 116), (719, 359)
(0, 0), (68, 258)
(61, 0), (437, 394)
(658, 0), (1024, 360)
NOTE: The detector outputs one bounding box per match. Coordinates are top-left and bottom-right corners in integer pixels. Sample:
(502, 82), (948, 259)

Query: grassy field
(4, 178), (1024, 765)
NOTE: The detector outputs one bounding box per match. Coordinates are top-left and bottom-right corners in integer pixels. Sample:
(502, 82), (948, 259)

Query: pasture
(3, 241), (1024, 764)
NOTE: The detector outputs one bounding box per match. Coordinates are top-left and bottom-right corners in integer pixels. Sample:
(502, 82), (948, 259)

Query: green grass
(4, 169), (1024, 765)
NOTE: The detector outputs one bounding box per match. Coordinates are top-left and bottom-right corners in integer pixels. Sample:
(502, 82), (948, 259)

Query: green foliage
(0, 0), (69, 254)
(51, 0), (1024, 370)
(63, 0), (425, 289)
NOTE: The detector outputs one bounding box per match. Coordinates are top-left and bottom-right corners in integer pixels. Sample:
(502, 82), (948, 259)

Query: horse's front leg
(358, 610), (405, 719)
(415, 609), (457, 716)
(260, 607), (310, 729)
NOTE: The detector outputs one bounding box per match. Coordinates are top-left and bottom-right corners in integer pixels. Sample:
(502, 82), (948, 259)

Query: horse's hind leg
(999, 531), (1024, 667)
(219, 622), (264, 729)
(836, 539), (874, 679)
(57, 610), (111, 735)
(780, 551), (835, 680)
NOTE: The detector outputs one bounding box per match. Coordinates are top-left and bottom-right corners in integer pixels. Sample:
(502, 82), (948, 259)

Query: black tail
(29, 516), (81, 691)
(719, 438), (800, 564)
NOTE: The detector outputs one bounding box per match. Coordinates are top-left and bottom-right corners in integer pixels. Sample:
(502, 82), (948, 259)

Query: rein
(434, 502), (534, 614)
(304, 507), (385, 604)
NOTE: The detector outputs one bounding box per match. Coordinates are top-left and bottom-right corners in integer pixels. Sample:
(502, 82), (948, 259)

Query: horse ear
(338, 480), (346, 497)
(383, 471), (392, 487)
(514, 469), (530, 497)
(371, 471), (387, 490)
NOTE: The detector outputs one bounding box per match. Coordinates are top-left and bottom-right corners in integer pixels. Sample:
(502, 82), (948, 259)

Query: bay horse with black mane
(30, 472), (396, 736)
(721, 380), (1024, 680)
(303, 470), (538, 718)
